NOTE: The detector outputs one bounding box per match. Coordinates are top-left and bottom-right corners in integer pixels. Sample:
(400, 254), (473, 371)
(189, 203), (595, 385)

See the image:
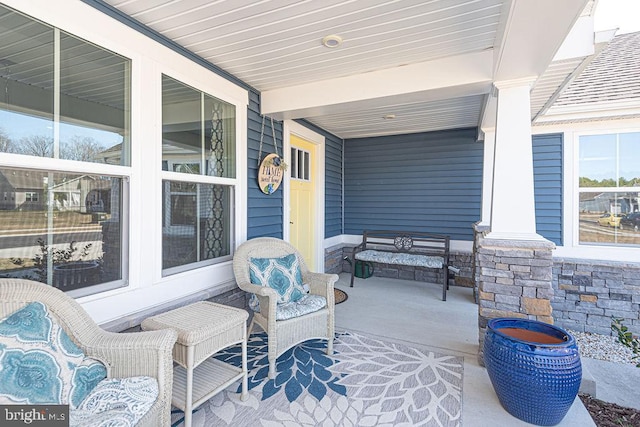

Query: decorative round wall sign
(258, 153), (284, 195)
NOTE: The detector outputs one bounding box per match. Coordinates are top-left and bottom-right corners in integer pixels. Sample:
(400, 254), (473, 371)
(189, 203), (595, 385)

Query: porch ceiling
(54, 1), (597, 138)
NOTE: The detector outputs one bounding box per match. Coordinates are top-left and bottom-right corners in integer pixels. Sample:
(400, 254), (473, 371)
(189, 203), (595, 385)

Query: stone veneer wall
(552, 258), (640, 336)
(475, 235), (556, 365)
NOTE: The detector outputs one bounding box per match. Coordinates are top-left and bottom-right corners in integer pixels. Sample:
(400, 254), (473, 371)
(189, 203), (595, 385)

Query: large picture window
(0, 5), (130, 296)
(161, 75), (236, 275)
(578, 132), (640, 246)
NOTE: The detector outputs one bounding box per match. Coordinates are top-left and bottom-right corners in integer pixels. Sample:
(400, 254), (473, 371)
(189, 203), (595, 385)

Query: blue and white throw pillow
(0, 302), (107, 408)
(249, 254), (307, 305)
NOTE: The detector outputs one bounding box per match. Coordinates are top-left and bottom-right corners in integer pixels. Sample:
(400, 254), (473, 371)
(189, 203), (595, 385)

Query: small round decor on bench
(394, 236), (413, 251)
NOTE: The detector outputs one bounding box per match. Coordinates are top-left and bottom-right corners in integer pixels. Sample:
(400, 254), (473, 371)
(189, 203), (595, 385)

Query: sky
(594, 0), (640, 34)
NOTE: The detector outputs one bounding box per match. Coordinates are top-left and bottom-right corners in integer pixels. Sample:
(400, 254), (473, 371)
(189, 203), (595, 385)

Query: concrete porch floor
(333, 273), (596, 427)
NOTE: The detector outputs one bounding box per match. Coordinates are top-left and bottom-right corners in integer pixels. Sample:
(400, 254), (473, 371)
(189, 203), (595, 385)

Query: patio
(1, 1), (638, 424)
(333, 273), (596, 426)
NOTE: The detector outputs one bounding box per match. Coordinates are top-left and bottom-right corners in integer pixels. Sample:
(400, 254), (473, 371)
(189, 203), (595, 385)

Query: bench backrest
(361, 230), (449, 259)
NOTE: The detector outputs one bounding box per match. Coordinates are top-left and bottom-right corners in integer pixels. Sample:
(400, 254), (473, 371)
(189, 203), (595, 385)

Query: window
(0, 5), (130, 296)
(161, 75), (236, 275)
(291, 147), (310, 181)
(578, 132), (640, 246)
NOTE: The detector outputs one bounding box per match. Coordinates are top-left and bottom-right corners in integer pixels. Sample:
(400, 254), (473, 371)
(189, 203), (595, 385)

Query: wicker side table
(141, 301), (248, 427)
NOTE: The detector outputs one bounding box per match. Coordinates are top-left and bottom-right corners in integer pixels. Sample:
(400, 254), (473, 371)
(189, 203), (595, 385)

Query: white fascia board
(494, 0), (588, 81)
(553, 16), (595, 61)
(539, 99), (640, 122)
(261, 50), (493, 120)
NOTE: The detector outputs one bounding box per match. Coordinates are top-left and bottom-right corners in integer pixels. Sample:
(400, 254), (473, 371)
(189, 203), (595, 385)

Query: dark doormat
(335, 288), (348, 305)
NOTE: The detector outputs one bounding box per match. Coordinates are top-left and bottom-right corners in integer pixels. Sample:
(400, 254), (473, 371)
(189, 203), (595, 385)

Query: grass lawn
(0, 210), (96, 233)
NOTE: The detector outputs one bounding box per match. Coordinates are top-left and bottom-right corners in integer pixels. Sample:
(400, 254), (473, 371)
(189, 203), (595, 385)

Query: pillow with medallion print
(249, 253), (307, 304)
(0, 301), (107, 408)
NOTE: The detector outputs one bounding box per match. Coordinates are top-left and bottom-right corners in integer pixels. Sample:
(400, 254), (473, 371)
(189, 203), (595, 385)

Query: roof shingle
(554, 31), (640, 106)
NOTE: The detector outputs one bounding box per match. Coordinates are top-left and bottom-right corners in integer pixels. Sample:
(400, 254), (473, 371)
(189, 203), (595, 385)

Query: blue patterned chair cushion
(249, 293), (327, 321)
(273, 294), (327, 321)
(355, 250), (444, 269)
(70, 376), (158, 427)
(0, 302), (107, 408)
(249, 254), (307, 304)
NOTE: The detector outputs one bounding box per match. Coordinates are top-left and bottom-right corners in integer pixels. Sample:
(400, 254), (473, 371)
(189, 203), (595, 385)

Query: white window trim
(533, 120), (640, 263)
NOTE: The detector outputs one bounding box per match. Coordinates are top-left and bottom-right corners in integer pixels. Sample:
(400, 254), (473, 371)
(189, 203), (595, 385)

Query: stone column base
(475, 236), (555, 365)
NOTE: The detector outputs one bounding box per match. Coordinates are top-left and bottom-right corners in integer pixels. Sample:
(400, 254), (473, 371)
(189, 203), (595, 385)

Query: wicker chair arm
(236, 281), (278, 321)
(236, 281), (277, 298)
(82, 328), (177, 379)
(304, 271), (338, 298)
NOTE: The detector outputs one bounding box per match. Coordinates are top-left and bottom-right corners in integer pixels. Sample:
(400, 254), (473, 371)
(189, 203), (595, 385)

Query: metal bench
(350, 230), (451, 301)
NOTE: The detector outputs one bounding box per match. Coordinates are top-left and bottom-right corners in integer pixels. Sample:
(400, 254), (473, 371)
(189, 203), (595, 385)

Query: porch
(333, 273), (596, 426)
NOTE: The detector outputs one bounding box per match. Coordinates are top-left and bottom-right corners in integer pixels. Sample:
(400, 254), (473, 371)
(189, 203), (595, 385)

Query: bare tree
(18, 135), (53, 157)
(0, 127), (12, 152)
(61, 136), (105, 162)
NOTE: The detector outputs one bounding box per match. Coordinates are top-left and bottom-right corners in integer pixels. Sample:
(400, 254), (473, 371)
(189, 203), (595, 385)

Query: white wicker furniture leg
(141, 301), (248, 427)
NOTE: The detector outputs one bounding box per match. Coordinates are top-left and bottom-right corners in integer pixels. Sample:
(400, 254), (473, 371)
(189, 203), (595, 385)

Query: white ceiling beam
(494, 0), (589, 81)
(261, 50), (493, 120)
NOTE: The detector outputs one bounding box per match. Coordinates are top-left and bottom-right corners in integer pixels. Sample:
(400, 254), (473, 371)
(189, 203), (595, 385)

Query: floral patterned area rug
(171, 332), (463, 426)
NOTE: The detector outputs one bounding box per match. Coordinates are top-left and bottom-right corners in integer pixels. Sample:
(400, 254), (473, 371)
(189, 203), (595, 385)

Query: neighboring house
(0, 0), (637, 338)
(0, 169), (45, 211)
(0, 169), (111, 213)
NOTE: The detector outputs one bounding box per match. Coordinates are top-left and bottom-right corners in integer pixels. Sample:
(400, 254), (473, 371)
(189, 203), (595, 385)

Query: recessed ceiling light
(322, 35), (343, 48)
(383, 114), (396, 120)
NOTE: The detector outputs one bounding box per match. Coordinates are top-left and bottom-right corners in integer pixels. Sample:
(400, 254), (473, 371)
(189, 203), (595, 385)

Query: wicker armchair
(0, 279), (178, 427)
(233, 237), (338, 379)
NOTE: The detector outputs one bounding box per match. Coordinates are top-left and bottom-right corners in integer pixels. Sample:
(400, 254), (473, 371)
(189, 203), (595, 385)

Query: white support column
(487, 79), (544, 241)
(480, 129), (495, 226)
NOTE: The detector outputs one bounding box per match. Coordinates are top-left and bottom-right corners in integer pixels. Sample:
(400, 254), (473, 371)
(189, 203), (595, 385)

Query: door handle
(289, 221), (294, 224)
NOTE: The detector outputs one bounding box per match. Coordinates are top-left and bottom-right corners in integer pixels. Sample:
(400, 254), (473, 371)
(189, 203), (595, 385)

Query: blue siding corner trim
(533, 133), (563, 246)
(344, 128), (482, 241)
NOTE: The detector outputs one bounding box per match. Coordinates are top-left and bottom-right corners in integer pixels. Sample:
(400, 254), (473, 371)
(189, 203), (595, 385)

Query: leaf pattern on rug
(330, 333), (463, 426)
(172, 332), (462, 427)
(214, 332), (346, 402)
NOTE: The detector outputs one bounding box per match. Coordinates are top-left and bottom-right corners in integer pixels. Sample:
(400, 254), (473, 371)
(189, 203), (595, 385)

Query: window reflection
(162, 181), (232, 273)
(161, 75), (236, 275)
(0, 167), (124, 294)
(0, 4), (130, 296)
(161, 75), (235, 178)
(0, 4), (130, 165)
(578, 132), (640, 247)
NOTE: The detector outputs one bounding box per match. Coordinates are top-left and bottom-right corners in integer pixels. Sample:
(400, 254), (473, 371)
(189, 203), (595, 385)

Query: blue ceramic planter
(484, 318), (582, 426)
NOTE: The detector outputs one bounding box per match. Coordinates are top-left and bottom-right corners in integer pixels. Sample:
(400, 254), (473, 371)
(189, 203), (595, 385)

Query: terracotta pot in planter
(483, 318), (582, 426)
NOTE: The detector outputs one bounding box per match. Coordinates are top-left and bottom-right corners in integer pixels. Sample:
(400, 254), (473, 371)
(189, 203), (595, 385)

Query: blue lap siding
(532, 133), (563, 246)
(247, 91), (284, 239)
(343, 128), (483, 241)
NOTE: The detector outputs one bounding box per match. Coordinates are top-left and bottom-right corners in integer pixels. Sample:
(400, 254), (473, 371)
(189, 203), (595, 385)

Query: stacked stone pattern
(552, 259), (640, 336)
(475, 236), (555, 365)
